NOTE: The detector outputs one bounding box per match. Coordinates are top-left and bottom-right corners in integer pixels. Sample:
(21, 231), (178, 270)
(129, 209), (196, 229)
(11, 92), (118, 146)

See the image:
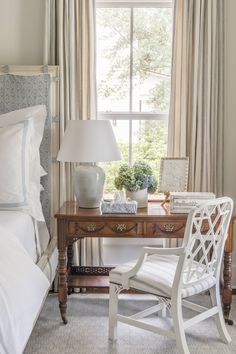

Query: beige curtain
(168, 0), (224, 196)
(44, 0), (103, 266)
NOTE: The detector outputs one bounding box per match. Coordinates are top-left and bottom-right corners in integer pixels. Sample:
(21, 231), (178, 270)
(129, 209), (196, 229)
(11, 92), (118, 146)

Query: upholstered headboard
(0, 65), (60, 236)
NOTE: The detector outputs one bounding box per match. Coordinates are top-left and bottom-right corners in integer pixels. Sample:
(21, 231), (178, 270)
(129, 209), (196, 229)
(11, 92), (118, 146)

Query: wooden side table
(55, 201), (235, 325)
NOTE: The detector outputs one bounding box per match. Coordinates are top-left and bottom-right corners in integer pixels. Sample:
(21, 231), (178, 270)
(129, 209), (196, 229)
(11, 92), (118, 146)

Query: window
(96, 0), (173, 195)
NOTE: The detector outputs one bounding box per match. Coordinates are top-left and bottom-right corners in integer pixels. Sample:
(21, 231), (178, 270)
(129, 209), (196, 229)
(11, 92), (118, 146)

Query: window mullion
(98, 112), (169, 120)
(129, 7), (133, 113)
(96, 1), (173, 8)
(129, 120), (132, 165)
(129, 7), (134, 165)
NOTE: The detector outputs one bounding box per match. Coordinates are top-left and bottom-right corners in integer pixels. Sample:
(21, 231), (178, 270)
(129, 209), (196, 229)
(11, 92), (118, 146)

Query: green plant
(114, 161), (157, 193)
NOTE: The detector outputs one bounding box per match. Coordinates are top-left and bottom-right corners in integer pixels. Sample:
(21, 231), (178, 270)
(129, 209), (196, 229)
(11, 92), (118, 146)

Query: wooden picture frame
(159, 157), (189, 194)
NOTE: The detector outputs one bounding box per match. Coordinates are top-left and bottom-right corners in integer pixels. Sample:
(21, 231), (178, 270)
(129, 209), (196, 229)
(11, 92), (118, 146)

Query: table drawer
(146, 221), (186, 237)
(68, 221), (142, 236)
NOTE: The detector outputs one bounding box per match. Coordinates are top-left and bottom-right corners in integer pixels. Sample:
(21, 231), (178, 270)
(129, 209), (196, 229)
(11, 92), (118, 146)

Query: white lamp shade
(57, 120), (121, 163)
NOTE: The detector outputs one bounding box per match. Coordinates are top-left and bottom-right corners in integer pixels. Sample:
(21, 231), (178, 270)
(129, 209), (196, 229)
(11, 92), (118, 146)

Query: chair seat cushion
(109, 254), (216, 298)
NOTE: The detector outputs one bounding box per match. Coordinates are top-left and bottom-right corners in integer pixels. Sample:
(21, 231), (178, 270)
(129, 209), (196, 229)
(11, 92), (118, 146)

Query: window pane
(132, 8), (172, 113)
(97, 8), (130, 112)
(100, 120), (130, 194)
(132, 120), (168, 187)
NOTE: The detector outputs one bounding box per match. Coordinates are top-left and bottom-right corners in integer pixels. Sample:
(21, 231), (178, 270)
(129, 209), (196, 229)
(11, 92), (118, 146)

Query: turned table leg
(223, 223), (234, 325)
(223, 251), (233, 325)
(58, 247), (68, 324)
(67, 243), (74, 295)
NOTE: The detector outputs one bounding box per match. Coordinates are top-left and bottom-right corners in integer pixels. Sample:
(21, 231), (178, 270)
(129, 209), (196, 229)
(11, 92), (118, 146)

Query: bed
(0, 66), (60, 354)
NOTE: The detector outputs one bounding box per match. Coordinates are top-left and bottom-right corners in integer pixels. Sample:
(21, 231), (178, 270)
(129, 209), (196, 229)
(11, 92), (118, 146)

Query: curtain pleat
(168, 0), (224, 195)
(44, 0), (102, 266)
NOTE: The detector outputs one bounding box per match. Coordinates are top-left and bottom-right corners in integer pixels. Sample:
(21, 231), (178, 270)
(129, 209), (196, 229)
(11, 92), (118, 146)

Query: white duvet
(0, 226), (50, 354)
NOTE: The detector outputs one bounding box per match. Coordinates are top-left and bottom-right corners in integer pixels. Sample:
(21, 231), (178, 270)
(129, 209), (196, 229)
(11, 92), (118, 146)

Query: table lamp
(57, 120), (121, 208)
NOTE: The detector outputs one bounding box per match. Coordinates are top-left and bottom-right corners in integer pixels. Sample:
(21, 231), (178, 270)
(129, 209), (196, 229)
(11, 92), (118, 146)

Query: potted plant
(114, 161), (157, 208)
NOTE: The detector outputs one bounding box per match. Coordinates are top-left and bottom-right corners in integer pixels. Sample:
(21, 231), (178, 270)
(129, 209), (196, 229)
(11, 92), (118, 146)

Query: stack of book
(169, 192), (216, 213)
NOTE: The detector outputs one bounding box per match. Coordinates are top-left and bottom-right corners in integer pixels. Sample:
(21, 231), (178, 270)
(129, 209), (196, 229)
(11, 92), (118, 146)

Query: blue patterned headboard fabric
(0, 73), (51, 230)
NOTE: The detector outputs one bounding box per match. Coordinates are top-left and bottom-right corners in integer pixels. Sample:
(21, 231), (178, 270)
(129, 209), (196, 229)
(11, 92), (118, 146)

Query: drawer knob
(116, 223), (127, 232)
(74, 222), (105, 234)
(86, 224), (96, 232)
(163, 224), (175, 232)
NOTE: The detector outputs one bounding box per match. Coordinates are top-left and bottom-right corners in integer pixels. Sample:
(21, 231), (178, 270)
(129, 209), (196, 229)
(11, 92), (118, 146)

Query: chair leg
(209, 287), (231, 344)
(109, 283), (119, 341)
(172, 298), (190, 354)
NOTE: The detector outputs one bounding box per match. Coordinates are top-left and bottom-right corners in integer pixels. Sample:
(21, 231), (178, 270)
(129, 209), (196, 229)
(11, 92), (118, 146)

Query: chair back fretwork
(181, 198), (233, 286)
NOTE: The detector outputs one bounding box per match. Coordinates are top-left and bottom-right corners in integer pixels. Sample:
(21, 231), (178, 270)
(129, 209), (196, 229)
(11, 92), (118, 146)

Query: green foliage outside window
(97, 7), (172, 112)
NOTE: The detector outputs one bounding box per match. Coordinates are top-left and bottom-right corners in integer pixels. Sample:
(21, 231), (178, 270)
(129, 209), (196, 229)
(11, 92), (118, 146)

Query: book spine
(171, 198), (214, 207)
(170, 195), (215, 200)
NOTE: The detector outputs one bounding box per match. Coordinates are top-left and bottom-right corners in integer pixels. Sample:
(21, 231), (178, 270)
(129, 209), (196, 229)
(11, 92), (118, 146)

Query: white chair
(109, 197), (233, 354)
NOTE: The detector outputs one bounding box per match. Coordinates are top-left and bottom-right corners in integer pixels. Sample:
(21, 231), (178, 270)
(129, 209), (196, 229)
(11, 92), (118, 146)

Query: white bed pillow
(0, 106), (46, 221)
(0, 120), (31, 206)
(0, 227), (50, 354)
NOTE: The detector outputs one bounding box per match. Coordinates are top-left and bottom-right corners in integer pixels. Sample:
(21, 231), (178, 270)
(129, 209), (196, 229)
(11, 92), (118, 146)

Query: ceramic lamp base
(73, 164), (105, 208)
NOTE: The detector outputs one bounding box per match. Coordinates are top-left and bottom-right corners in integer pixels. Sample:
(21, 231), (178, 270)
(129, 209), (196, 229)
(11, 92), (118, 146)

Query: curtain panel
(44, 0), (102, 266)
(168, 0), (224, 195)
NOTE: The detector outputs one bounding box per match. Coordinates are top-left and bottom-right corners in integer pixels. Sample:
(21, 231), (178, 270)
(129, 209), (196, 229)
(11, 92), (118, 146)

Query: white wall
(0, 0), (44, 64)
(0, 0), (236, 284)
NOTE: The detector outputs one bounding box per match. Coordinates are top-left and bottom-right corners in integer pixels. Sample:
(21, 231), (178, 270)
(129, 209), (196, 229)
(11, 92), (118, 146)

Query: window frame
(96, 1), (173, 9)
(96, 0), (173, 164)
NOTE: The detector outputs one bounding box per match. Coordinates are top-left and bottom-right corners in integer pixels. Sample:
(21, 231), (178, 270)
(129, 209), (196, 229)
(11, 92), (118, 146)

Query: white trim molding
(97, 0), (173, 8)
(98, 112), (169, 120)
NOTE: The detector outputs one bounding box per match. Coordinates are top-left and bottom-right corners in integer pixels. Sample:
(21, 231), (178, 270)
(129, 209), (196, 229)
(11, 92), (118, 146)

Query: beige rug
(24, 293), (236, 354)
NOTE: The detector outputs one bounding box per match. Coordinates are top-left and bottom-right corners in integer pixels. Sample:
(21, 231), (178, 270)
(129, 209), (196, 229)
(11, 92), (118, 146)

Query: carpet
(24, 293), (236, 354)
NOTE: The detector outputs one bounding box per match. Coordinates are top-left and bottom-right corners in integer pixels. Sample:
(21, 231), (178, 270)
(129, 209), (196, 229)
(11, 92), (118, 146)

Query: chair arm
(120, 247), (184, 288)
(120, 252), (147, 288)
(142, 246), (185, 256)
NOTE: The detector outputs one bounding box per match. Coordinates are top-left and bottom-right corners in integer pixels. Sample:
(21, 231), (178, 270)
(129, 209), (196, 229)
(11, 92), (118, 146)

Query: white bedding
(0, 226), (50, 354)
(0, 211), (50, 262)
